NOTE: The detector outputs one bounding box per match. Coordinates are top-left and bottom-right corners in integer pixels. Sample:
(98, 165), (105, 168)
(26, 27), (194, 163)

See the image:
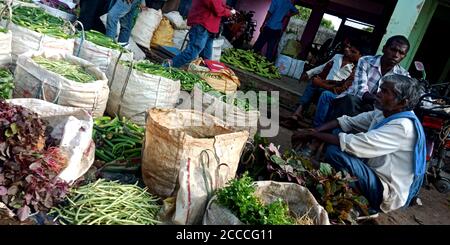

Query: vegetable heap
(50, 179), (161, 225)
(0, 68), (14, 100)
(216, 173), (297, 225)
(33, 56), (97, 83)
(10, 6), (72, 39)
(260, 143), (370, 224)
(93, 116), (144, 173)
(121, 60), (213, 92)
(85, 30), (127, 52)
(221, 48), (281, 79)
(0, 101), (69, 221)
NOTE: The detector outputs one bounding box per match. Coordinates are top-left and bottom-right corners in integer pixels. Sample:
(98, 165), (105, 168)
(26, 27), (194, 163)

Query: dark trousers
(253, 26), (282, 62)
(79, 0), (111, 33)
(327, 94), (374, 121)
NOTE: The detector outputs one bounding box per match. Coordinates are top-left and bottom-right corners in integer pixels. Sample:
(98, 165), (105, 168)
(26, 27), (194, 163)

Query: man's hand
(299, 73), (309, 82)
(362, 92), (376, 105)
(139, 3), (148, 11)
(292, 128), (317, 149)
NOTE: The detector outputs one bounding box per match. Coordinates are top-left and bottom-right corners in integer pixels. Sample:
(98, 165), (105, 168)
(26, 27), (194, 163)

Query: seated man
(292, 74), (426, 213)
(289, 38), (366, 125)
(323, 35), (411, 124)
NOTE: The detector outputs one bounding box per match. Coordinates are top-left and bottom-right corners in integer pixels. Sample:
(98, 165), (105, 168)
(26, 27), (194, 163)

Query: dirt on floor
(268, 125), (450, 225)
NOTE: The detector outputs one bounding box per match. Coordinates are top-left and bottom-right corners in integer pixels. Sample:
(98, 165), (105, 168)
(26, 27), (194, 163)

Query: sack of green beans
(74, 30), (133, 74)
(191, 85), (260, 139)
(0, 5), (75, 63)
(13, 51), (109, 117)
(0, 27), (11, 65)
(106, 60), (180, 125)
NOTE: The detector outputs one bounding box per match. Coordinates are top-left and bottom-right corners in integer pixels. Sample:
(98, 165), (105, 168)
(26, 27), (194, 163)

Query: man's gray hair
(382, 74), (423, 111)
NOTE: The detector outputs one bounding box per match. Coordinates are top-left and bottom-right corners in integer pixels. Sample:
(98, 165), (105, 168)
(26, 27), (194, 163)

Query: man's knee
(325, 144), (343, 163)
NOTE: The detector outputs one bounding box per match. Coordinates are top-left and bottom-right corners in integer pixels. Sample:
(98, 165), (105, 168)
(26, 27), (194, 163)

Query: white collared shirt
(306, 54), (354, 81)
(337, 110), (416, 212)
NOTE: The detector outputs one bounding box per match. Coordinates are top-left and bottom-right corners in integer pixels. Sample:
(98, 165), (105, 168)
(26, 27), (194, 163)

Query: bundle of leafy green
(0, 68), (13, 99)
(216, 173), (295, 225)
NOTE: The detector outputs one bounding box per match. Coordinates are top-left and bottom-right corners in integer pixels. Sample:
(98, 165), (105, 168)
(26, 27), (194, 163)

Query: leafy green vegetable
(0, 68), (14, 99)
(216, 173), (295, 225)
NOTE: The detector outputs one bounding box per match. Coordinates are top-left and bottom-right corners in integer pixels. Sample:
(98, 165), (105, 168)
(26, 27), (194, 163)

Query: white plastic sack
(0, 30), (12, 65)
(164, 11), (188, 30)
(36, 2), (77, 22)
(288, 59), (305, 80)
(74, 38), (133, 73)
(7, 98), (95, 183)
(219, 35), (233, 50)
(13, 51), (109, 118)
(128, 37), (146, 60)
(172, 29), (188, 50)
(131, 8), (162, 49)
(275, 54), (305, 80)
(191, 85), (260, 139)
(106, 61), (181, 125)
(203, 181), (330, 225)
(0, 20), (75, 63)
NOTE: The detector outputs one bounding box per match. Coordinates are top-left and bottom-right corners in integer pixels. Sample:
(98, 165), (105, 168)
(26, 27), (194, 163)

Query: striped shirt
(339, 55), (410, 99)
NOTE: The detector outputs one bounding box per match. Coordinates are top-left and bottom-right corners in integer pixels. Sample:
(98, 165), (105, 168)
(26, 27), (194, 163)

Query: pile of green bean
(10, 6), (72, 39)
(85, 30), (127, 52)
(50, 179), (161, 225)
(0, 26), (7, 33)
(0, 68), (13, 99)
(93, 116), (144, 172)
(121, 60), (213, 92)
(33, 56), (97, 83)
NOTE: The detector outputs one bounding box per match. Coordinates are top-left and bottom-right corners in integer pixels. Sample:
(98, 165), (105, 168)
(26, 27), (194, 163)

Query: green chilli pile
(0, 68), (13, 99)
(93, 116), (144, 173)
(221, 48), (281, 79)
(33, 56), (97, 83)
(85, 30), (127, 52)
(10, 6), (72, 39)
(121, 60), (213, 92)
(50, 179), (161, 225)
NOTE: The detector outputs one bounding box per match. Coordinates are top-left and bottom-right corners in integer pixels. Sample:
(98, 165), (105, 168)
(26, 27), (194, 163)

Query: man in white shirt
(288, 38), (366, 124)
(292, 74), (426, 213)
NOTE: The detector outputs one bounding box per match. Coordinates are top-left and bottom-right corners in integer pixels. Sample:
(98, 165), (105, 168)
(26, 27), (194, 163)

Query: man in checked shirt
(323, 35), (411, 123)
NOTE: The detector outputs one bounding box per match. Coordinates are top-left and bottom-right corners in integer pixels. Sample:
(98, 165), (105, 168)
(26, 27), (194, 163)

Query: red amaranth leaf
(17, 205), (31, 221)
